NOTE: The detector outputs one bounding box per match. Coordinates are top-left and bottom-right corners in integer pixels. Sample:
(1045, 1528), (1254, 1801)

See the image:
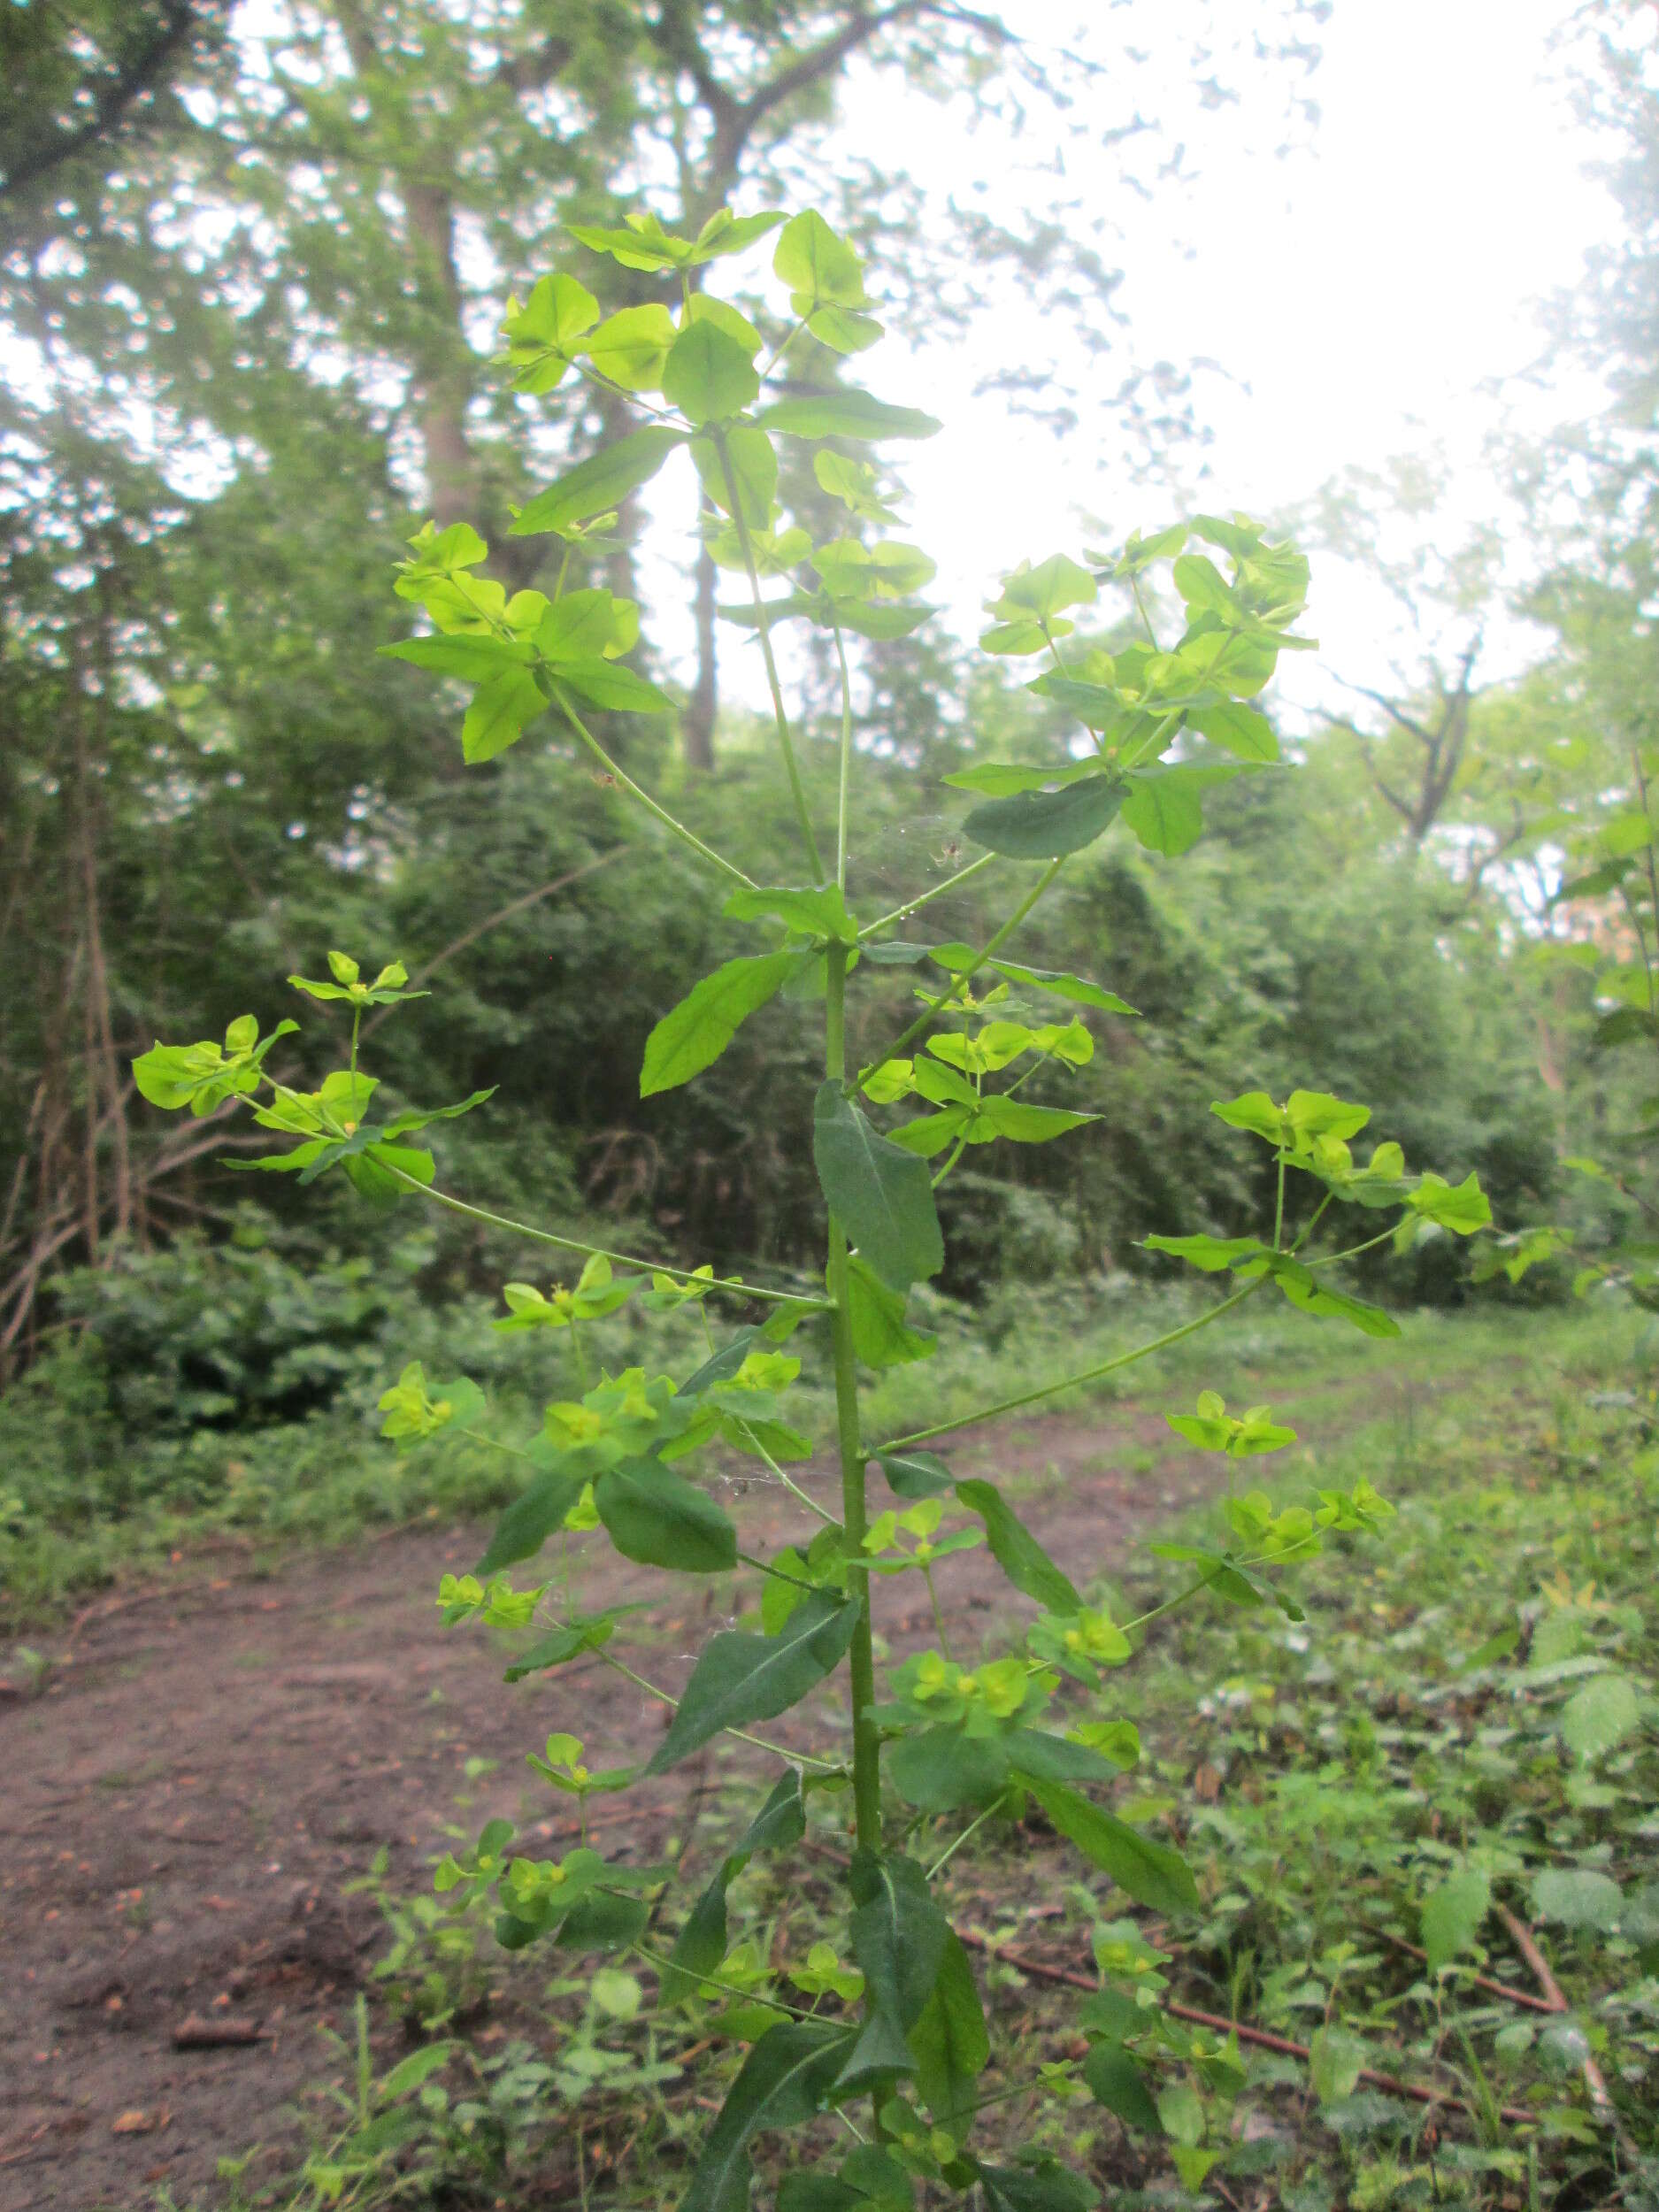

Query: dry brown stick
(1496, 1906), (1632, 2151)
(171, 2015), (269, 2049)
(1366, 1923), (1558, 2013)
(955, 1930), (1534, 2127)
(360, 849), (626, 1042)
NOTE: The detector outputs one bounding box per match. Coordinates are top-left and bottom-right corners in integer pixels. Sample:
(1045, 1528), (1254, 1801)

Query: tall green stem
(881, 1277), (1264, 1453)
(714, 432), (825, 882)
(825, 943), (881, 1855)
(879, 855), (1065, 1070)
(379, 1162), (824, 1307)
(857, 851), (999, 940)
(833, 621), (854, 892)
(549, 683), (755, 890)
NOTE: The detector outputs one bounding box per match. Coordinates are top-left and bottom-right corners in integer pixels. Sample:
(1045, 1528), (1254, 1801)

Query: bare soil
(0, 1393), (1320, 2210)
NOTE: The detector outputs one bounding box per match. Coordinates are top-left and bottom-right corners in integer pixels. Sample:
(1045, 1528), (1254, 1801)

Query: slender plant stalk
(926, 1792), (1007, 1880)
(733, 1416), (840, 1525)
(824, 943), (882, 1855)
(713, 431), (825, 881)
(858, 851), (999, 939)
(879, 855), (1066, 1069)
(549, 682), (756, 890)
(882, 1278), (1263, 1452)
(834, 621), (854, 891)
(380, 1163), (825, 1308)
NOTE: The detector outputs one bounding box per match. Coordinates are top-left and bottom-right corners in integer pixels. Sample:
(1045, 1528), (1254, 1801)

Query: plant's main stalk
(825, 942), (882, 1855)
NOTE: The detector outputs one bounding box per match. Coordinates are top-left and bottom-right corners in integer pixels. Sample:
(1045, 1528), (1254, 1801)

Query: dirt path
(0, 1388), (1336, 2210)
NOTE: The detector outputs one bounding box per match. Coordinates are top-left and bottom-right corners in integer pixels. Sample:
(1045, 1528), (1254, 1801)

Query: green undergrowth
(1, 1274), (1599, 1630)
(183, 1309), (1656, 2211)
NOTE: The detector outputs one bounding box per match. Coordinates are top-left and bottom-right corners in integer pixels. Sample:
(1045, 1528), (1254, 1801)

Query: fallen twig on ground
(955, 1928), (1534, 2127)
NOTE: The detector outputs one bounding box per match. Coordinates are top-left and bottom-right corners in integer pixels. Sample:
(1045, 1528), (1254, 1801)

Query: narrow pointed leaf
(680, 2021), (855, 2212)
(1024, 1778), (1198, 1915)
(955, 1479), (1081, 1613)
(813, 1081), (944, 1291)
(759, 391), (941, 441)
(646, 1594), (862, 1774)
(595, 1459), (737, 1573)
(642, 952), (801, 1097)
(510, 426), (685, 537)
(964, 777), (1126, 858)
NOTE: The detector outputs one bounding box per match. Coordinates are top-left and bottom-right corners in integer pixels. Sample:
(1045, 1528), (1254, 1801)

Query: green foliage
(117, 200), (1519, 2211)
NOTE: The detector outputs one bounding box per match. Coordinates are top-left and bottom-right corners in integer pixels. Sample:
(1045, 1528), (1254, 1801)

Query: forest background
(0, 0), (1656, 1572)
(6, 9), (1659, 2212)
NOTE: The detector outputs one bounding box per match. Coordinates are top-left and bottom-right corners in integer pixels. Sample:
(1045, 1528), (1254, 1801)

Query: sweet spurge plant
(134, 205), (1494, 2207)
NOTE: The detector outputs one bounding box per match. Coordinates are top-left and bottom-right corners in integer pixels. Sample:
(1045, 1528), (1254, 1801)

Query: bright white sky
(664, 0), (1618, 729)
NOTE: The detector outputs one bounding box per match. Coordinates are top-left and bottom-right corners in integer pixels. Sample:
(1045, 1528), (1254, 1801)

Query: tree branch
(1, 1), (214, 205)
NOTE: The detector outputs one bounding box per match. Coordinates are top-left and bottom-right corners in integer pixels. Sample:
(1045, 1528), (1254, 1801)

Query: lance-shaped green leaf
(1245, 1252), (1400, 1338)
(954, 1479), (1081, 1614)
(664, 319), (761, 425)
(1081, 2044), (1163, 2133)
(380, 633), (534, 683)
(1143, 1232), (1271, 1274)
(691, 207), (788, 261)
(510, 426), (685, 537)
(813, 1082), (944, 1292)
(1188, 702), (1279, 761)
(758, 390), (942, 441)
(663, 1769), (807, 2008)
(380, 1087), (495, 1138)
(972, 1096), (1095, 1145)
(944, 758), (1104, 798)
(1025, 1778), (1198, 1915)
(875, 1448), (956, 1500)
(833, 598), (934, 640)
(477, 1463), (590, 1575)
(1005, 1729), (1128, 1790)
(568, 213), (693, 271)
(595, 1458), (737, 1574)
(845, 1257), (936, 1369)
(693, 424), (779, 528)
(726, 883), (860, 943)
(909, 1932), (989, 2129)
(641, 951), (803, 1097)
(548, 658), (672, 714)
(925, 950), (1137, 1016)
(964, 775), (1126, 859)
(502, 1608), (635, 1683)
(839, 1851), (949, 2090)
(462, 667), (549, 764)
(680, 2021), (855, 2212)
(646, 1593), (862, 1775)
